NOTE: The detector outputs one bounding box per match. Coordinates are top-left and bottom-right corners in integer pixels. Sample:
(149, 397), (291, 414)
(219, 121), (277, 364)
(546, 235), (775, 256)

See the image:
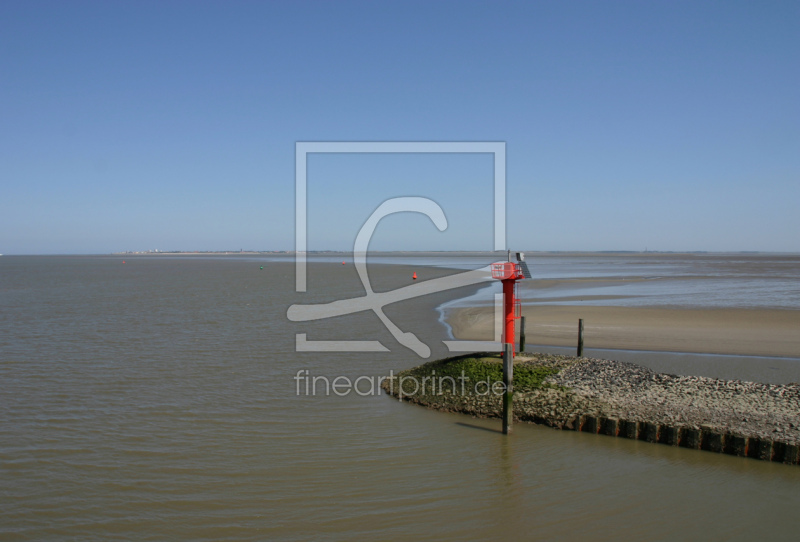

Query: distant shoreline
(3, 250), (800, 257)
(111, 250), (294, 256)
(109, 249), (800, 259)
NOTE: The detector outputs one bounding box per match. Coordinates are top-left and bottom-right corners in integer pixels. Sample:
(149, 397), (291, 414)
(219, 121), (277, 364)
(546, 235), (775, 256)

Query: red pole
(503, 278), (516, 356)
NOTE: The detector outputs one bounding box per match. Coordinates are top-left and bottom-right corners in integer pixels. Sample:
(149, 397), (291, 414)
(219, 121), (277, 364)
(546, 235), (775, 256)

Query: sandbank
(447, 305), (800, 358)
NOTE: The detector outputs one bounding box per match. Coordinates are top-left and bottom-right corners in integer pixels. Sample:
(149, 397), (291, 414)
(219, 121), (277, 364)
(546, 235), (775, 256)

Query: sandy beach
(448, 304), (800, 358)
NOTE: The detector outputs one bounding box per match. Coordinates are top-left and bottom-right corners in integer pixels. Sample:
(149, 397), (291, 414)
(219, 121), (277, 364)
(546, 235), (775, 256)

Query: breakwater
(381, 353), (800, 465)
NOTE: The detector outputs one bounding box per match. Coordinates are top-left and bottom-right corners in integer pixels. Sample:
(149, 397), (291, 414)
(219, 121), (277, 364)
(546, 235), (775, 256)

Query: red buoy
(342, 261), (346, 265)
(122, 261), (126, 264)
(412, 272), (417, 280)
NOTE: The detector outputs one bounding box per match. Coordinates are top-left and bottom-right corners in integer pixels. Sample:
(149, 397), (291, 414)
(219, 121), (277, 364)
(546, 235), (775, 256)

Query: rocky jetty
(382, 353), (800, 465)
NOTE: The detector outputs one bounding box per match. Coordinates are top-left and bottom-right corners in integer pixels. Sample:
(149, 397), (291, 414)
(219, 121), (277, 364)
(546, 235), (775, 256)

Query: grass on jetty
(394, 353), (563, 396)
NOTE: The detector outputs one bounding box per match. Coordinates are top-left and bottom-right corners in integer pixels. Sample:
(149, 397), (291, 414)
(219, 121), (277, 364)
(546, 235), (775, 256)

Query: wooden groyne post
(519, 316), (526, 352)
(502, 343), (514, 434)
(577, 319), (584, 357)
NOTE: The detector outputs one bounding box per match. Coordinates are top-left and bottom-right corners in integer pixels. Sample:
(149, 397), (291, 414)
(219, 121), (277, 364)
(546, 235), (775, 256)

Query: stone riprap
(381, 353), (800, 465)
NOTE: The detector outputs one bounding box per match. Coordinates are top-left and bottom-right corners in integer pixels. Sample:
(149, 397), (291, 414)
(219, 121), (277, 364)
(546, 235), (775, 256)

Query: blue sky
(1, 0), (798, 254)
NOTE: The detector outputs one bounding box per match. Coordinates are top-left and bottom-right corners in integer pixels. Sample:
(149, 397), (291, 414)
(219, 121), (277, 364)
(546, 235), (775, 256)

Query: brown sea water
(2, 255), (800, 540)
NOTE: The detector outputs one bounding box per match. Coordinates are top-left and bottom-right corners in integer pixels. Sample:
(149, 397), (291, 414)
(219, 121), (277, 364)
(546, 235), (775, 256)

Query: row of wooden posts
(502, 317), (585, 434)
(516, 317), (585, 357)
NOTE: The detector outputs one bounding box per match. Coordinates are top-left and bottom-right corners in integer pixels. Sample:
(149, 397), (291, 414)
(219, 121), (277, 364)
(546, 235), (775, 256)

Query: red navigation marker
(491, 252), (532, 356)
(122, 261), (126, 264)
(342, 261), (346, 265)
(412, 272), (417, 280)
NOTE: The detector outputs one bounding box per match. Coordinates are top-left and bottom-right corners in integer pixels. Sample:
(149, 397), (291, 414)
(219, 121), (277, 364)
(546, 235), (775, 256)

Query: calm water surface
(1, 255), (799, 540)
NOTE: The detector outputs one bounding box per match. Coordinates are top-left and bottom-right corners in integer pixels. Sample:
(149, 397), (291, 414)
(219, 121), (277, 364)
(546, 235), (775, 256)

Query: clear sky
(1, 0), (798, 254)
